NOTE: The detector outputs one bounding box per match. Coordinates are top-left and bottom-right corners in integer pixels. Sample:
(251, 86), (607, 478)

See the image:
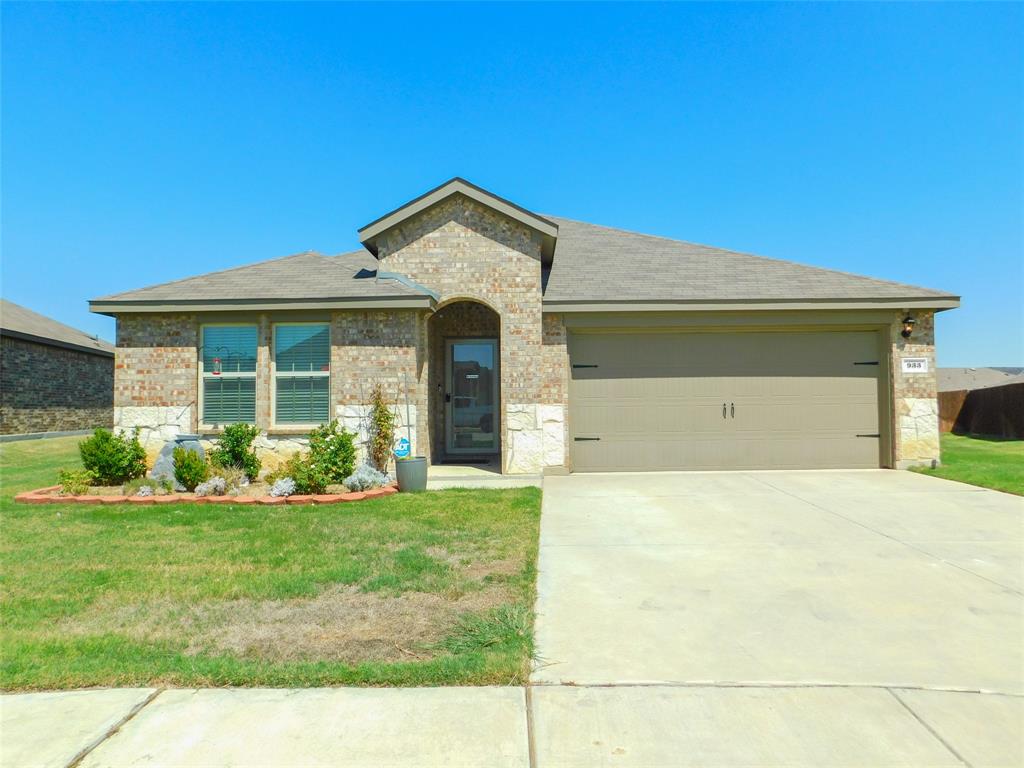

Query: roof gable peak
(358, 178), (558, 263)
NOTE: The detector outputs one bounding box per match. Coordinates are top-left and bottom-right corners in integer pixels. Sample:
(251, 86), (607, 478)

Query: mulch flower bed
(14, 484), (400, 505)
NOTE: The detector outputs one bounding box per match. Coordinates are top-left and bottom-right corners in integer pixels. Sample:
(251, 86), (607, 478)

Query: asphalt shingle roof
(542, 217), (955, 303)
(94, 251), (426, 302)
(1, 300), (114, 355)
(938, 367), (1024, 392)
(93, 215), (956, 307)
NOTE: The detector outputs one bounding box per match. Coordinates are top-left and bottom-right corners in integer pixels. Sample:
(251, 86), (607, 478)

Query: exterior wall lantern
(901, 315), (916, 339)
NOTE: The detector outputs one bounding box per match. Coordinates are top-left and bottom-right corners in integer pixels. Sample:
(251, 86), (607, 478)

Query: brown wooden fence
(939, 382), (1024, 439)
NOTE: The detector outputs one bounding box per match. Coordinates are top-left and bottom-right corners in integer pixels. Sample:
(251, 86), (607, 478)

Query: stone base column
(505, 403), (566, 474)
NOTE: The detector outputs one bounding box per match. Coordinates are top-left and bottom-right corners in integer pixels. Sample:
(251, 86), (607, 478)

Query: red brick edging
(14, 484), (399, 505)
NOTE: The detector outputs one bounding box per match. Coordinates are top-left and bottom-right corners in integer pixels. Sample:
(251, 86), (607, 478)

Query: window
(202, 325), (257, 425)
(274, 324), (330, 424)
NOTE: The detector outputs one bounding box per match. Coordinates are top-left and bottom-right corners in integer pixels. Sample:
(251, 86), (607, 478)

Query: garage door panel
(569, 330), (883, 471)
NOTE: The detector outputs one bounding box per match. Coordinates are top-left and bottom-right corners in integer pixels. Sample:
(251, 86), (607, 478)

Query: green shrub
(58, 468), (95, 495)
(209, 423), (261, 480)
(283, 452), (330, 495)
(79, 428), (147, 485)
(368, 384), (395, 472)
(172, 447), (209, 492)
(308, 420), (356, 483)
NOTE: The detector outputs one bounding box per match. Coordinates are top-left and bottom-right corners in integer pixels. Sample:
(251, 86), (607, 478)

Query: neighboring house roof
(938, 367), (1024, 392)
(90, 251), (436, 314)
(1, 299), (114, 356)
(358, 177), (559, 264)
(90, 180), (959, 314)
(541, 217), (958, 310)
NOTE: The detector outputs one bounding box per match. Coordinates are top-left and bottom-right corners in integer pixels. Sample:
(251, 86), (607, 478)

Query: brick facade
(375, 194), (555, 473)
(331, 309), (423, 469)
(0, 335), (113, 434)
(103, 192), (945, 476)
(115, 314), (198, 410)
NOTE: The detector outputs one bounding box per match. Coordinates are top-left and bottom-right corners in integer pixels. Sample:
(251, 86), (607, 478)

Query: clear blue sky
(3, 2), (1021, 366)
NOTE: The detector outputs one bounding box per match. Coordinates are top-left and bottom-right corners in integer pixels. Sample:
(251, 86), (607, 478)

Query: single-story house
(1, 299), (115, 435)
(89, 178), (959, 473)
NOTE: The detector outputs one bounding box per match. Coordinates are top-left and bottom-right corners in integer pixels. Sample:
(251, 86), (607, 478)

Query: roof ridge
(545, 214), (955, 297)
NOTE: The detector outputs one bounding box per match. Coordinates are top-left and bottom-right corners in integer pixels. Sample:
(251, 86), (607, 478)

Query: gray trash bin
(395, 456), (428, 492)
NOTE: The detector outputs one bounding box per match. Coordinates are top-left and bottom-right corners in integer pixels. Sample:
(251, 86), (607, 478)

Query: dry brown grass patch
(61, 583), (515, 664)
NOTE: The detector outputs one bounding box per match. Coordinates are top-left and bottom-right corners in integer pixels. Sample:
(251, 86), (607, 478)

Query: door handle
(722, 403), (727, 419)
(445, 393), (451, 403)
(731, 403), (735, 418)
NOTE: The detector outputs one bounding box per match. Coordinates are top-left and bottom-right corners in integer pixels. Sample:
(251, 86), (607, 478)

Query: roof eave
(89, 295), (436, 317)
(0, 328), (115, 357)
(542, 296), (961, 313)
(358, 178), (558, 264)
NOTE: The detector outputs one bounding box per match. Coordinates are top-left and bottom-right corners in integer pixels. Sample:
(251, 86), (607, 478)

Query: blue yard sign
(394, 437), (411, 459)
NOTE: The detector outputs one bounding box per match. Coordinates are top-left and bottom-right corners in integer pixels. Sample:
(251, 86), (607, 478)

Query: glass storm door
(445, 339), (499, 454)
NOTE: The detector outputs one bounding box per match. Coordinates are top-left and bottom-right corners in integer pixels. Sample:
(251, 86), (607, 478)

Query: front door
(445, 339), (499, 455)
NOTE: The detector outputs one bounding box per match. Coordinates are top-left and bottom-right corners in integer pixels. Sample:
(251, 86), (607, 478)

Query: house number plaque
(901, 357), (929, 374)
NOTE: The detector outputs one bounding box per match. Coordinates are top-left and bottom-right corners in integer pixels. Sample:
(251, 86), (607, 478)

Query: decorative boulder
(150, 434), (205, 491)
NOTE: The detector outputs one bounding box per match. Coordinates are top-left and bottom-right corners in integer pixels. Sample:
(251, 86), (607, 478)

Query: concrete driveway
(3, 471), (1020, 768)
(533, 469), (1024, 766)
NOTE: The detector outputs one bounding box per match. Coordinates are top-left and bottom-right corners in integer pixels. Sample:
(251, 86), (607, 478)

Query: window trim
(271, 321), (331, 429)
(198, 322), (259, 429)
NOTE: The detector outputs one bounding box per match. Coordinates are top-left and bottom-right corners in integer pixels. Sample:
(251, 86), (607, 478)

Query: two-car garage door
(568, 330), (884, 471)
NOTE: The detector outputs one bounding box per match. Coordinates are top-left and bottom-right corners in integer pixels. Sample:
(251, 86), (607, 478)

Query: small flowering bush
(194, 477), (227, 497)
(307, 421), (356, 483)
(270, 477), (296, 497)
(344, 464), (390, 492)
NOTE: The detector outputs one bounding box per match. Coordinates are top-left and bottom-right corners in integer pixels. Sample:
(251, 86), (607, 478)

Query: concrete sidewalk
(3, 684), (1021, 767)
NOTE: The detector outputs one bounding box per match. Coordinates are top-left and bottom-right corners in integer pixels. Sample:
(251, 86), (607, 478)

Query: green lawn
(0, 437), (541, 690)
(912, 433), (1024, 496)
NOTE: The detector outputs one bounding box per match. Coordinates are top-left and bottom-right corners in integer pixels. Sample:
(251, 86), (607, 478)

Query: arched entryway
(426, 300), (501, 466)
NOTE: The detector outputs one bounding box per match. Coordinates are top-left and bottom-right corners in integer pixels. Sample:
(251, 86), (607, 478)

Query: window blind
(202, 326), (258, 372)
(203, 378), (257, 424)
(202, 325), (257, 425)
(275, 324), (329, 424)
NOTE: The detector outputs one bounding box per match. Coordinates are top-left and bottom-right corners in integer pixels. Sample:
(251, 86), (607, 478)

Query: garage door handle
(731, 402), (735, 418)
(574, 437), (601, 441)
(856, 433), (881, 438)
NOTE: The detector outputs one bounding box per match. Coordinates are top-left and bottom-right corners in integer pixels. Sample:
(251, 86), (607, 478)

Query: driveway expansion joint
(64, 687), (164, 768)
(524, 685), (538, 768)
(888, 688), (973, 768)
